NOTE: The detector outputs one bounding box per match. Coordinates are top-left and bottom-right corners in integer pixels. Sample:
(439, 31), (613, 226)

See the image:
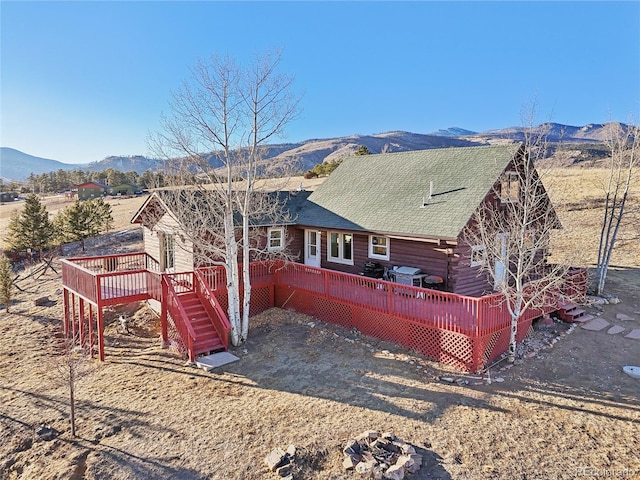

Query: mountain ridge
(0, 122), (629, 181)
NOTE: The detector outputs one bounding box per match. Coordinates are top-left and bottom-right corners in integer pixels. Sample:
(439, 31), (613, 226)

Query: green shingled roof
(296, 144), (523, 240)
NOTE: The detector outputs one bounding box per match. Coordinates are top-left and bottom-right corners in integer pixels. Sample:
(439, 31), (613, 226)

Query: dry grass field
(0, 168), (639, 479)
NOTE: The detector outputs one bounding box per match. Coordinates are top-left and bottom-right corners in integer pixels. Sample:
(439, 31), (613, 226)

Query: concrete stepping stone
(623, 366), (640, 379)
(581, 318), (610, 331)
(607, 325), (625, 335)
(624, 329), (640, 340)
(616, 313), (634, 321)
(195, 351), (240, 371)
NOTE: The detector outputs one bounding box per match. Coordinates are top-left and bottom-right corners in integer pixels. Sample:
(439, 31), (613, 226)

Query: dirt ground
(0, 255), (639, 480)
(1, 169), (639, 479)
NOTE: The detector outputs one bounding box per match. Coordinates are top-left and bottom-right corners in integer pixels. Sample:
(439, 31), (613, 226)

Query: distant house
(73, 182), (109, 200)
(0, 192), (18, 203)
(110, 183), (141, 196)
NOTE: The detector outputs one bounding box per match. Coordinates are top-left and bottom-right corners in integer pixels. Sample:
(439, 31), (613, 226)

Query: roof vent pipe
(421, 181), (434, 208)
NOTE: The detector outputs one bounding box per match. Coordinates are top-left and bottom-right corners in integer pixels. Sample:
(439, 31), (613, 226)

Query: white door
(494, 233), (508, 289)
(304, 230), (321, 267)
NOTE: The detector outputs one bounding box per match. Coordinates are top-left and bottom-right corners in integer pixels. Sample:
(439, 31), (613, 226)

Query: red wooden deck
(61, 253), (587, 372)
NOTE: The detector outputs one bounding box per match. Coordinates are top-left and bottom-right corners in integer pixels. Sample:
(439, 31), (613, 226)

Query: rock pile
(264, 444), (297, 479)
(343, 430), (422, 479)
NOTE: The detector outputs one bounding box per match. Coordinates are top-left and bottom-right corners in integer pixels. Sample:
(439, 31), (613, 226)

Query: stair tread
(194, 341), (223, 348)
(559, 302), (577, 311)
(572, 314), (595, 323)
(564, 308), (586, 317)
(191, 318), (212, 325)
(195, 333), (220, 343)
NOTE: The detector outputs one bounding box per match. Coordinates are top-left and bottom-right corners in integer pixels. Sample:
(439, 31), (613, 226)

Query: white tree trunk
(507, 295), (523, 363)
(224, 211), (242, 346)
(241, 213), (251, 342)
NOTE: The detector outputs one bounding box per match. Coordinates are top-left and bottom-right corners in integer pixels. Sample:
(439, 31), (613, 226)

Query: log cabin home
(60, 144), (587, 372)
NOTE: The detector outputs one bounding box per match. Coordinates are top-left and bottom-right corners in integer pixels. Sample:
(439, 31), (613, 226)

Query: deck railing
(62, 252), (588, 372)
(61, 259), (99, 303)
(61, 252), (161, 305)
(275, 262), (485, 334)
(195, 270), (231, 350)
(164, 272), (196, 360)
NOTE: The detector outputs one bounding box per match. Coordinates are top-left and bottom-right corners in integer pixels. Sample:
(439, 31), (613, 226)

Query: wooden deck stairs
(557, 303), (594, 324)
(178, 292), (226, 356)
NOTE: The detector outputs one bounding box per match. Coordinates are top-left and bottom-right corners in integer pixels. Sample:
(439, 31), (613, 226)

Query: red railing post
(161, 276), (168, 348)
(324, 269), (330, 298)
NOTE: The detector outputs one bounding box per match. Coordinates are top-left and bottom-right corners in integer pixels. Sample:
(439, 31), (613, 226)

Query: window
(160, 233), (175, 271)
(369, 235), (389, 260)
(328, 231), (353, 265)
(470, 245), (486, 267)
(500, 171), (520, 203)
(267, 227), (284, 251)
(307, 231), (318, 257)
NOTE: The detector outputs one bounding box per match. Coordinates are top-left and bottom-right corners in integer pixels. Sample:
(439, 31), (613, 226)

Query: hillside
(0, 148), (84, 182)
(1, 122), (628, 181)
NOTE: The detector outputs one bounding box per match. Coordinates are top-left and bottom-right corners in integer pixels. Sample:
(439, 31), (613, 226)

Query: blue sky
(1, 1), (639, 165)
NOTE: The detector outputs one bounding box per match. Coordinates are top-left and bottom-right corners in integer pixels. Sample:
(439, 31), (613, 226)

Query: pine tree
(0, 256), (13, 312)
(56, 199), (113, 251)
(354, 144), (371, 156)
(4, 194), (55, 257)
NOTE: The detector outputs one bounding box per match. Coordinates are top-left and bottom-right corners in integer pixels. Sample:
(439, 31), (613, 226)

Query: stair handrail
(195, 269), (231, 350)
(163, 274), (197, 360)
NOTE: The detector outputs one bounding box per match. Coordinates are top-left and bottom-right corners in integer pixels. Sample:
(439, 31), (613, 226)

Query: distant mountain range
(0, 122), (628, 181)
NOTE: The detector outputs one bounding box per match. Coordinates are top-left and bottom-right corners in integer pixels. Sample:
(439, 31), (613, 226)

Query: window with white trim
(368, 235), (389, 260)
(267, 227), (284, 251)
(328, 231), (353, 265)
(470, 245), (486, 267)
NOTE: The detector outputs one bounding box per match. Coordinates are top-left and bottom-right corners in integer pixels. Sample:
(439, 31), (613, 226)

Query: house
(131, 143), (542, 297)
(73, 181), (109, 200)
(292, 144), (530, 295)
(110, 183), (141, 196)
(130, 189), (312, 274)
(60, 144), (586, 372)
(0, 192), (18, 203)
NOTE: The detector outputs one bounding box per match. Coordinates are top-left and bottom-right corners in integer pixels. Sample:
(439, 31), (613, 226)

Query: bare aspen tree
(148, 50), (300, 346)
(595, 121), (639, 295)
(48, 330), (94, 437)
(463, 109), (579, 362)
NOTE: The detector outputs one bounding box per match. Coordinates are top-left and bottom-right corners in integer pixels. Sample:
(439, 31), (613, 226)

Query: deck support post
(97, 306), (105, 362)
(88, 303), (94, 358)
(71, 293), (77, 339)
(63, 289), (70, 335)
(160, 276), (168, 348)
(79, 298), (85, 346)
